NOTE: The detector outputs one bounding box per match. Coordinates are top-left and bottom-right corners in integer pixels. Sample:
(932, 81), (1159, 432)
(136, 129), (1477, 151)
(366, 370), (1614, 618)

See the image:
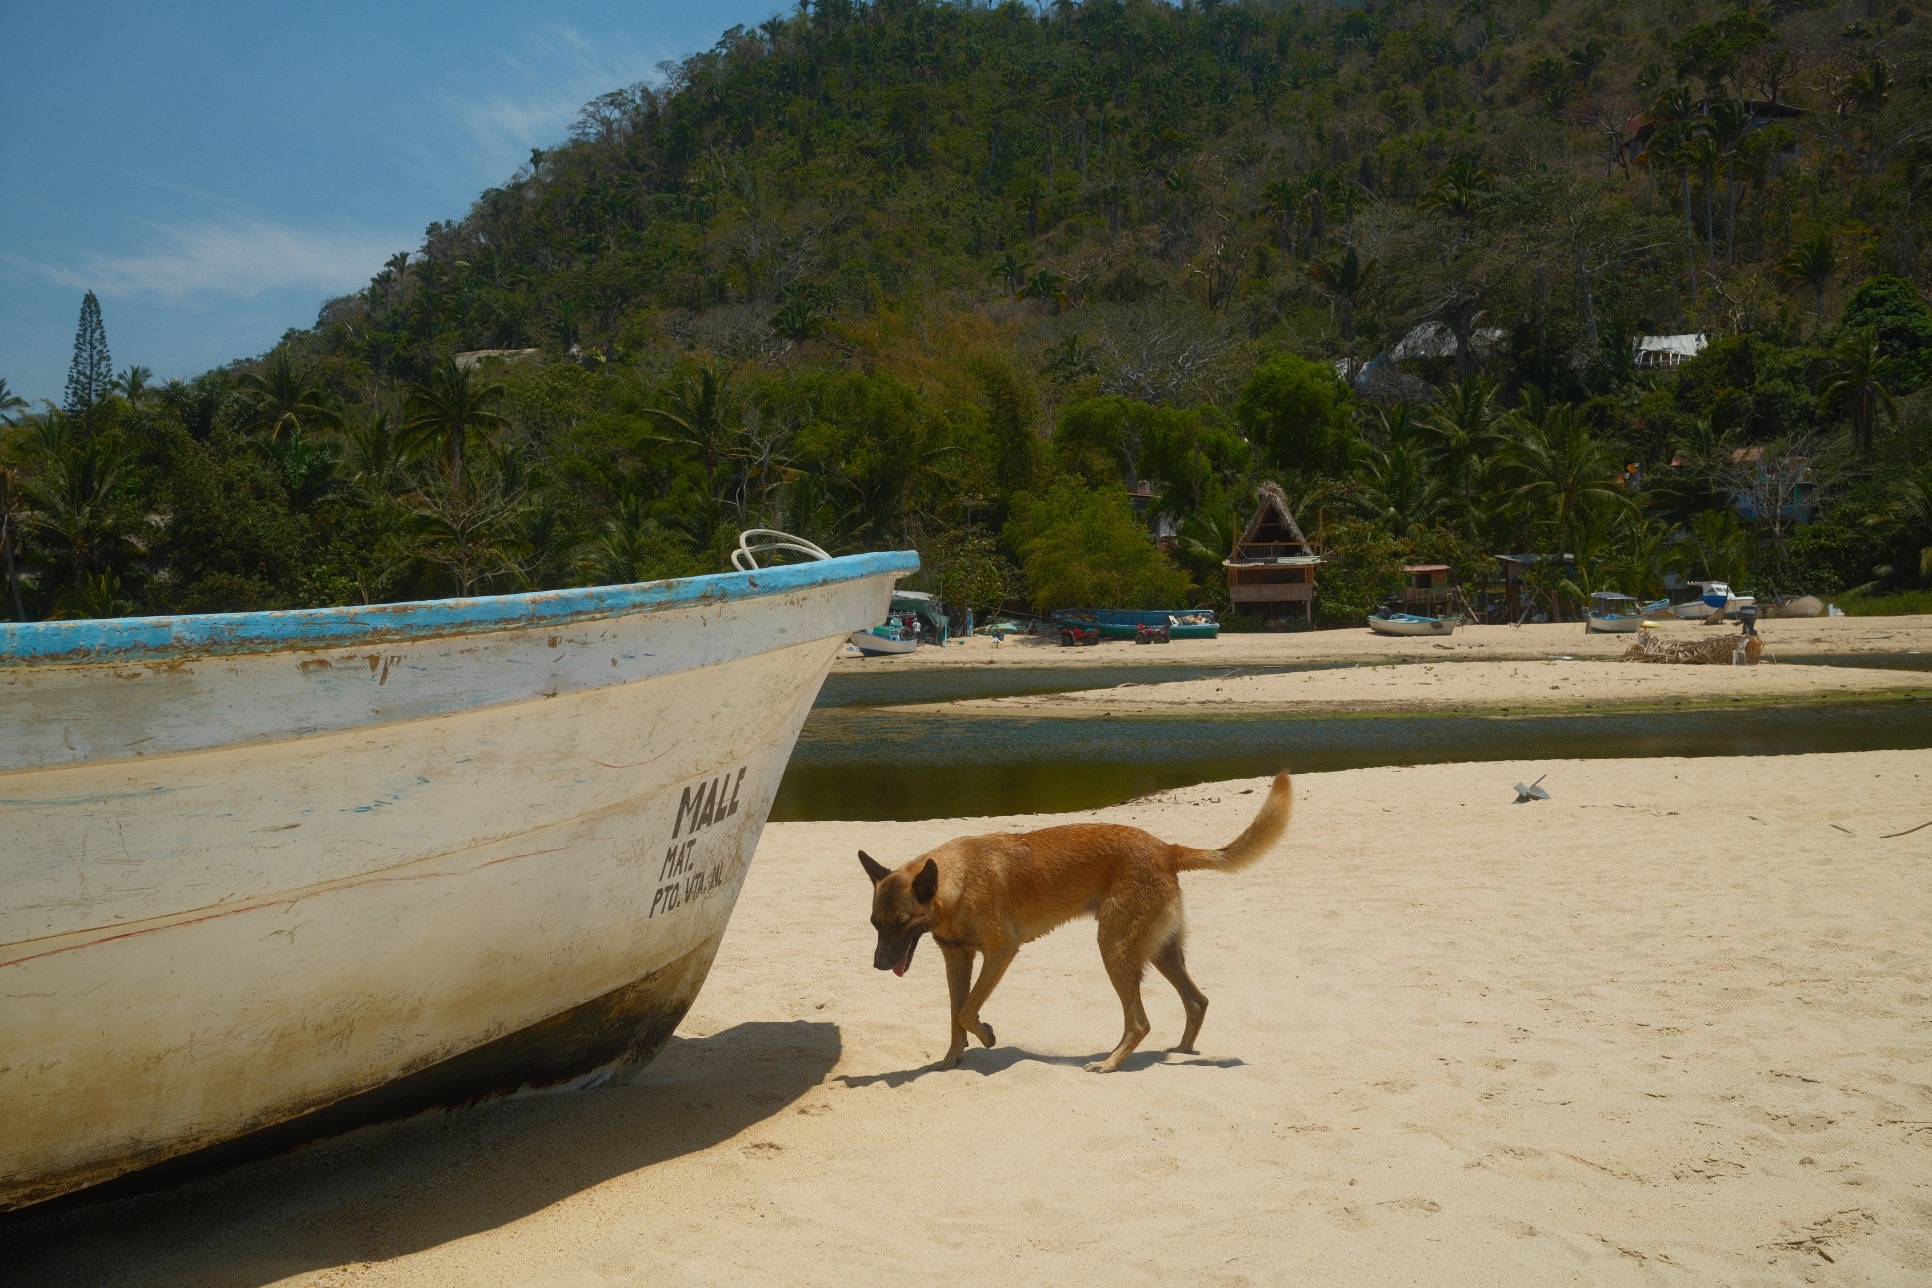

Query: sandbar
(911, 658), (1932, 718)
(14, 751), (1932, 1286)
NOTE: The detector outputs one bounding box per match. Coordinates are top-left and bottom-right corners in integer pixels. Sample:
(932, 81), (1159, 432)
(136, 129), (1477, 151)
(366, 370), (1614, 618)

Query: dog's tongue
(892, 947), (910, 977)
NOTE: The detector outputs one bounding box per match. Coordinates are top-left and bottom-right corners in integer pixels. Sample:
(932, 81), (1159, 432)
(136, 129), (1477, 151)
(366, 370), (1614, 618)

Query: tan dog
(861, 771), (1292, 1073)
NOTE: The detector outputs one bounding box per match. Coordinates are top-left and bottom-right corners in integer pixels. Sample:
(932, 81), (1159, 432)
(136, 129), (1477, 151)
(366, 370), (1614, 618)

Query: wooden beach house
(1225, 483), (1323, 626)
(1400, 563), (1455, 613)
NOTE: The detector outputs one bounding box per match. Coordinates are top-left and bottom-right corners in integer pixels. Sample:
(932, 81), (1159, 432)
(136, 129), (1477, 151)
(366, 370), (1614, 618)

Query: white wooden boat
(0, 542), (915, 1211)
(848, 627), (917, 656)
(1366, 612), (1461, 636)
(1585, 592), (1648, 633)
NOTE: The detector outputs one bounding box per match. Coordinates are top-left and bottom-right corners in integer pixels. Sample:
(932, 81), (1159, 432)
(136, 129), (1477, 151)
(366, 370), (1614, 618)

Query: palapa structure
(1225, 483), (1323, 625)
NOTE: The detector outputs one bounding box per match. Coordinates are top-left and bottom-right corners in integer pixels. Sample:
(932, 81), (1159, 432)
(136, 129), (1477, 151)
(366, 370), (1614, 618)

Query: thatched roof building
(1225, 483), (1323, 625)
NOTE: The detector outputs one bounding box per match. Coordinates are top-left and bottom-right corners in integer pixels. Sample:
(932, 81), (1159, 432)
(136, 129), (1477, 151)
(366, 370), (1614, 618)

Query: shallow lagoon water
(774, 695), (1931, 823)
(814, 662), (1345, 708)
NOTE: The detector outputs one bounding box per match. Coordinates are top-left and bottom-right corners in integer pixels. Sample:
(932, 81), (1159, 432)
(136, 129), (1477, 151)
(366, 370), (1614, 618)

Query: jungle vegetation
(5, 0), (1932, 628)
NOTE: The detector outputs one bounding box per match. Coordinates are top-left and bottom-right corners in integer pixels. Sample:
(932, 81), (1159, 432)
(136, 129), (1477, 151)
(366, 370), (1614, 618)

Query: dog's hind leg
(1087, 908), (1169, 1073)
(1152, 934), (1208, 1054)
(1087, 943), (1152, 1073)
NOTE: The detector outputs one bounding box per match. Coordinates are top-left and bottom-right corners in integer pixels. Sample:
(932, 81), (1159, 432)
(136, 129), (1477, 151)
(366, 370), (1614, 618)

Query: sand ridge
(15, 751), (1932, 1286)
(909, 658), (1932, 718)
(836, 613), (1932, 671)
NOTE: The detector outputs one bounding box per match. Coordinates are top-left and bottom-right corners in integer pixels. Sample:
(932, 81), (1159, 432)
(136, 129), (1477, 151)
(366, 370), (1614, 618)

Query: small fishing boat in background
(848, 625), (918, 656)
(1051, 608), (1220, 641)
(1, 533), (915, 1211)
(1366, 611), (1461, 637)
(1585, 591), (1651, 633)
(849, 589), (948, 655)
(1664, 581), (1754, 621)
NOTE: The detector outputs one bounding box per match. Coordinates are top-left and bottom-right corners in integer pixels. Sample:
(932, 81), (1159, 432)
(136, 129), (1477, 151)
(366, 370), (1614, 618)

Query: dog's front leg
(940, 944), (976, 1068)
(957, 944), (1014, 1051)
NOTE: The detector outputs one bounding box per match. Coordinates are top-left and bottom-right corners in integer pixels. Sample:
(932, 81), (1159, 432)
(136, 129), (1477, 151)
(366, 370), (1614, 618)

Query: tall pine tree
(64, 290), (112, 429)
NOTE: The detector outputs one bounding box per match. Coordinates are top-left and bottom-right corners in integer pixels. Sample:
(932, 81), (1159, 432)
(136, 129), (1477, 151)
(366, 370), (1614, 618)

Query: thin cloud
(436, 24), (675, 177)
(42, 219), (408, 302)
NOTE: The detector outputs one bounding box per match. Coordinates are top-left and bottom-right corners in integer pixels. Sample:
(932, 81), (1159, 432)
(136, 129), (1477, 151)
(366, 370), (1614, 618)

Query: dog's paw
(1083, 1060), (1116, 1073)
(939, 1048), (964, 1070)
(1166, 1044), (1198, 1055)
(978, 1022), (997, 1048)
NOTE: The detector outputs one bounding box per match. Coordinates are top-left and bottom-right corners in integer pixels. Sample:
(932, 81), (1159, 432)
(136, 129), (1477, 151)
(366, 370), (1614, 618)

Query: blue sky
(1, 1), (783, 405)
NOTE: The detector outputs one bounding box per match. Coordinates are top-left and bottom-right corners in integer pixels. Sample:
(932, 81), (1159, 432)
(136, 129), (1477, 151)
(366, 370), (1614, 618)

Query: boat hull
(848, 630), (917, 656)
(1585, 614), (1644, 633)
(0, 553), (913, 1211)
(1366, 616), (1458, 636)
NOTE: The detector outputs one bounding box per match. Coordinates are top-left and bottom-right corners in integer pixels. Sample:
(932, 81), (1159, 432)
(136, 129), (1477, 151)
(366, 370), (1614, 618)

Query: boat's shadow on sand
(9, 1019), (839, 1288)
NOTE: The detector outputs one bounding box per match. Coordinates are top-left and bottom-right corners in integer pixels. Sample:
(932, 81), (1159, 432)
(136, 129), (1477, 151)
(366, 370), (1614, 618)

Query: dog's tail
(1170, 771), (1292, 873)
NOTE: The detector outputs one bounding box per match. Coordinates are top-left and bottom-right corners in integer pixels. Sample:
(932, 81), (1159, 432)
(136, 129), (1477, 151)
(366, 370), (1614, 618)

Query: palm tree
(404, 357), (506, 479)
(1304, 245), (1376, 343)
(1778, 234), (1836, 329)
(345, 408), (410, 496)
(1815, 327), (1899, 456)
(644, 362), (742, 475)
(1419, 376), (1503, 521)
(20, 433), (142, 586)
(582, 494), (684, 585)
(239, 348), (340, 442)
(1351, 438), (1447, 540)
(112, 366), (155, 412)
(0, 378), (28, 426)
(51, 570), (137, 620)
(993, 251), (1032, 300)
(1415, 155), (1495, 218)
(1676, 507), (1753, 587)
(1496, 405), (1634, 562)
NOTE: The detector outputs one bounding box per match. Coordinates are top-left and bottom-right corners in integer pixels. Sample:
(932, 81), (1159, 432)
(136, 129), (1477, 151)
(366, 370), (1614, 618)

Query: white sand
(842, 614), (1932, 671)
(916, 659), (1932, 717)
(17, 752), (1932, 1286)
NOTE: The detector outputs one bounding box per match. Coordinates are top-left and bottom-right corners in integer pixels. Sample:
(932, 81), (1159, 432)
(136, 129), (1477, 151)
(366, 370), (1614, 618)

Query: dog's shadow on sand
(836, 1046), (1245, 1088)
(8, 1020), (839, 1288)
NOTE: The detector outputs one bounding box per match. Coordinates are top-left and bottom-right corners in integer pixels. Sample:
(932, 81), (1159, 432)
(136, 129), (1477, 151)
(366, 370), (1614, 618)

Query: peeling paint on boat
(0, 551), (916, 1211)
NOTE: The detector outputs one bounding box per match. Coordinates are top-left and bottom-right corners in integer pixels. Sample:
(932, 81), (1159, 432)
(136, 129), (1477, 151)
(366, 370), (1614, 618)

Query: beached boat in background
(1051, 608), (1221, 640)
(0, 541), (916, 1212)
(1584, 591), (1654, 633)
(1366, 612), (1461, 637)
(1664, 581), (1754, 621)
(848, 588), (949, 655)
(848, 626), (918, 656)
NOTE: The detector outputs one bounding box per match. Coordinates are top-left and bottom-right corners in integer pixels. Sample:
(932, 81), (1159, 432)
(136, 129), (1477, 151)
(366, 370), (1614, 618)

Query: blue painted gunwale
(1, 551), (920, 667)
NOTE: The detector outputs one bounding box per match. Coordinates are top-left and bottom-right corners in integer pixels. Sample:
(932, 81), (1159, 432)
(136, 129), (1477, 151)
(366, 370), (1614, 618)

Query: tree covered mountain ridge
(3, 0), (1931, 624)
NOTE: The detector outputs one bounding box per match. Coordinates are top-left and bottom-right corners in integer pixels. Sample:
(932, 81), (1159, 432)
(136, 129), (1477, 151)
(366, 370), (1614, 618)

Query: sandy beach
(15, 750), (1931, 1286)
(838, 614), (1932, 671)
(915, 659), (1932, 718)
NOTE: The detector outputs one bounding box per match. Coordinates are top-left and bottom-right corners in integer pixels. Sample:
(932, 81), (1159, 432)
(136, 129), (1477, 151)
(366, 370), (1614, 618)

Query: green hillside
(5, 0), (1932, 625)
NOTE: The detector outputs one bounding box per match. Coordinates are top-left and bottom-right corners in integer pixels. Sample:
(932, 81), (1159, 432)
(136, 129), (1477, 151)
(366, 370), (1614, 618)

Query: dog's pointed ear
(859, 851), (891, 885)
(911, 858), (938, 904)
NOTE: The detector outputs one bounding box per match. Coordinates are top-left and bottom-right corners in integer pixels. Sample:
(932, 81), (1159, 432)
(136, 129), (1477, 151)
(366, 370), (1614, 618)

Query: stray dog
(861, 771), (1292, 1072)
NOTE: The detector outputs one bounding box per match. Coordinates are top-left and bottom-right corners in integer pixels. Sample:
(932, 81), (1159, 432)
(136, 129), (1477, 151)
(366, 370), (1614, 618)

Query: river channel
(774, 658), (1931, 822)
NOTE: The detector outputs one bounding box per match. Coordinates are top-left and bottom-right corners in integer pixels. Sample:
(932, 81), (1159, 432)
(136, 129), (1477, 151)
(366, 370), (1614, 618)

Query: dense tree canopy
(5, 0), (1932, 626)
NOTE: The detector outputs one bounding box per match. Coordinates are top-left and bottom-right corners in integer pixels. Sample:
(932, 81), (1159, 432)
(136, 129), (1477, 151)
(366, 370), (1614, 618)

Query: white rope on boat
(730, 529), (833, 572)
